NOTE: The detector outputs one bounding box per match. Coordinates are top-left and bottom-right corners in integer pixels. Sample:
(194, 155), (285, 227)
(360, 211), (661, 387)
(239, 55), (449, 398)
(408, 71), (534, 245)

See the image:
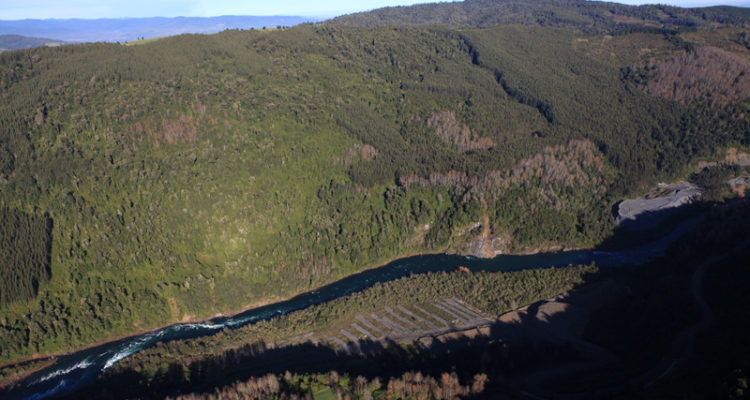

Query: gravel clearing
(616, 181), (701, 230)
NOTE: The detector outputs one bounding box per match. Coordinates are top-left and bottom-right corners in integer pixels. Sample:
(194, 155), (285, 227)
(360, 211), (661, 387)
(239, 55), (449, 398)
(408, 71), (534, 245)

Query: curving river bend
(5, 216), (702, 400)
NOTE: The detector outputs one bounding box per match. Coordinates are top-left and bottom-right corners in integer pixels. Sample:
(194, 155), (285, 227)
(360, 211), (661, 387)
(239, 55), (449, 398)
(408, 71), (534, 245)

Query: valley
(1, 0), (750, 398)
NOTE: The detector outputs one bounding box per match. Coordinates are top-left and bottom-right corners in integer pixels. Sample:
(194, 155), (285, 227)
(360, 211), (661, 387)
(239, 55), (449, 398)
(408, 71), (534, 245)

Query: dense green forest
(0, 209), (52, 306)
(0, 0), (749, 366)
(328, 0), (750, 31)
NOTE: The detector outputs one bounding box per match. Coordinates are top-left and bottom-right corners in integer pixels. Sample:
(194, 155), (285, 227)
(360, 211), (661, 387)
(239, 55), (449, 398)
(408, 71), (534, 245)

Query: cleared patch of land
(616, 182), (702, 230)
(297, 298), (495, 353)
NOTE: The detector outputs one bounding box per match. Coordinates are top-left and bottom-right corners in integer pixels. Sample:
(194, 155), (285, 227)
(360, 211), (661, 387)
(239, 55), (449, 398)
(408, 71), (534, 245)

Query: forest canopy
(0, 0), (748, 366)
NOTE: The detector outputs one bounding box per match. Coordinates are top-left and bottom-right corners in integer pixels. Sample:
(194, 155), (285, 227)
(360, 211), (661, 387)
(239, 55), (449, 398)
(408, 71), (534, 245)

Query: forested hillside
(0, 209), (52, 306)
(0, 35), (67, 52)
(329, 0), (750, 31)
(0, 0), (749, 366)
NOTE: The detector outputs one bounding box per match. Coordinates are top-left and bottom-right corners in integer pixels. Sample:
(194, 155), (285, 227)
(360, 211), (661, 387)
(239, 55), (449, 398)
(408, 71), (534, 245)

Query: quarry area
(616, 182), (702, 230)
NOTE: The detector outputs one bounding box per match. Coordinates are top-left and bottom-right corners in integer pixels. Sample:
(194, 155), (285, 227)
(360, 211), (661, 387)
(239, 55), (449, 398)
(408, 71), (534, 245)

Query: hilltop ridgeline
(328, 0), (750, 31)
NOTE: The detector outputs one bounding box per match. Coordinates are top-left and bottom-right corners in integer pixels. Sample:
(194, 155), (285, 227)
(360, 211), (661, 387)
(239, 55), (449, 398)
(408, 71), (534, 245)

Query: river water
(5, 216), (702, 400)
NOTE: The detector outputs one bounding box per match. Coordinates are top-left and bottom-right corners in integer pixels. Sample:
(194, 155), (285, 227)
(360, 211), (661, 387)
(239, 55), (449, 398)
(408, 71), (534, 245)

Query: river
(4, 216), (702, 400)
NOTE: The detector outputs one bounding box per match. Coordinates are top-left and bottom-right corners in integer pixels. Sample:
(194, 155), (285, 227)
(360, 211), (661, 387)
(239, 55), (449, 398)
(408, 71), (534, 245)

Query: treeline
(0, 209), (52, 306)
(166, 370), (488, 400)
(327, 0), (750, 32)
(690, 164), (749, 201)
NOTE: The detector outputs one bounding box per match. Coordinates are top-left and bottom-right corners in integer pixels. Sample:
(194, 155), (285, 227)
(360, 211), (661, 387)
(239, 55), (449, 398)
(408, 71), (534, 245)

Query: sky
(0, 0), (748, 20)
(1, 0), (439, 19)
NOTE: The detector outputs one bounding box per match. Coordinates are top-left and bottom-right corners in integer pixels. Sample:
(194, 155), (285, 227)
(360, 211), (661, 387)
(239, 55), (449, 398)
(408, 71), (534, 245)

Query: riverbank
(0, 248), (603, 400)
(0, 246), (455, 374)
(0, 199), (704, 380)
(67, 264), (598, 400)
(0, 358), (57, 391)
(24, 199), (744, 400)
(0, 196), (714, 399)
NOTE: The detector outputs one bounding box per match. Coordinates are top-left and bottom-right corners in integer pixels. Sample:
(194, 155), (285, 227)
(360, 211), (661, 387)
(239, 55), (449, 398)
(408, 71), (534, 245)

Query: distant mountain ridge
(328, 0), (750, 30)
(0, 15), (318, 43)
(0, 34), (70, 52)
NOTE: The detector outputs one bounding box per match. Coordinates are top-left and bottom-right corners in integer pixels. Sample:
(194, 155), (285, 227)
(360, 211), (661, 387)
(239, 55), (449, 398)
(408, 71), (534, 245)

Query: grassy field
(124, 37), (166, 46)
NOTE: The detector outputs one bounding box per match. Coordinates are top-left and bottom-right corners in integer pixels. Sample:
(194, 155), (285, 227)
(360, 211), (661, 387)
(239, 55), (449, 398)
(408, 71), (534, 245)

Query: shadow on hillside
(66, 200), (750, 400)
(598, 201), (708, 252)
(78, 320), (581, 399)
(75, 271), (700, 399)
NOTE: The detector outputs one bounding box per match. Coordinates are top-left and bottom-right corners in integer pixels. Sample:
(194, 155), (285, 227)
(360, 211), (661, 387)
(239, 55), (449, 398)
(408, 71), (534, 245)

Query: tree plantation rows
(94, 264), (596, 399)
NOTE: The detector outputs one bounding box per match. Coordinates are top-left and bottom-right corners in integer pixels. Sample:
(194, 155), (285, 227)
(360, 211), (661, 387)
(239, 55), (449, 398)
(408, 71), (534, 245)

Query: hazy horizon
(1, 0), (749, 21)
